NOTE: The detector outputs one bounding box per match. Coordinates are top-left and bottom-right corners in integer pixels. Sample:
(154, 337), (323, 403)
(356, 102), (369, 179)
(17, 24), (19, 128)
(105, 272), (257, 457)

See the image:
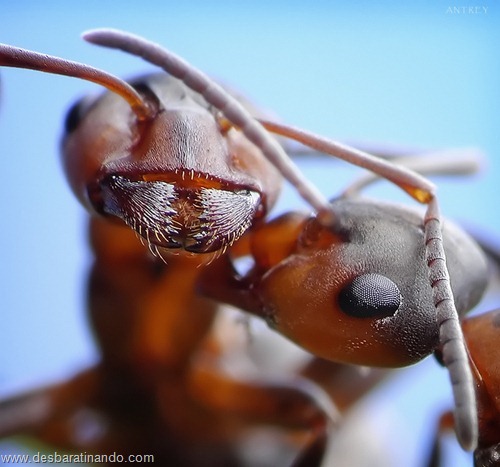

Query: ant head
(62, 73), (281, 255)
(258, 198), (488, 367)
(0, 33), (282, 255)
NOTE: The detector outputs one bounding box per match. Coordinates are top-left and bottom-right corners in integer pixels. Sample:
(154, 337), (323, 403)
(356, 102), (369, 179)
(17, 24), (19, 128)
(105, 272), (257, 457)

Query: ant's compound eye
(64, 96), (95, 133)
(338, 273), (401, 318)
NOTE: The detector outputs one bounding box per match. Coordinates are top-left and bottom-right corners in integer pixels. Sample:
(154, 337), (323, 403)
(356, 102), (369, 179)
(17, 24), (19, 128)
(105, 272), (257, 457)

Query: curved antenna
(340, 148), (483, 198)
(425, 198), (477, 451)
(82, 28), (335, 227)
(260, 122), (481, 446)
(82, 30), (479, 448)
(0, 42), (153, 121)
(258, 119), (436, 204)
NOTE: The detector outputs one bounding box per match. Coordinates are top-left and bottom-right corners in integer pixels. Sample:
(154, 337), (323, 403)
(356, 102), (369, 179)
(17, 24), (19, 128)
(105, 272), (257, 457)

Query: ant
(0, 29), (490, 465)
(426, 237), (500, 467)
(332, 160), (500, 467)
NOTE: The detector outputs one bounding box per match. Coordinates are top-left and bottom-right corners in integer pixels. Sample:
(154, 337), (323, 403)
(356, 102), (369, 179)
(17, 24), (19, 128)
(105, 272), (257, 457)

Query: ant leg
(188, 324), (339, 467)
(300, 358), (389, 412)
(0, 367), (100, 448)
(189, 353), (339, 428)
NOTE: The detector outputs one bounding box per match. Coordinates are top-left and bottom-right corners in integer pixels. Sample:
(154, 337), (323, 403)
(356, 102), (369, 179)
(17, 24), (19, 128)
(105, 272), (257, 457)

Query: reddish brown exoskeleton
(0, 29), (490, 465)
(425, 238), (500, 467)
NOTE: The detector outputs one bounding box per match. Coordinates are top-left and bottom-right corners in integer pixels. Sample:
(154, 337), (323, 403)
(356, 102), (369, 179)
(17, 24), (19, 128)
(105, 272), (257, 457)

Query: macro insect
(0, 29), (490, 466)
(457, 308), (500, 467)
(430, 309), (500, 467)
(426, 239), (500, 467)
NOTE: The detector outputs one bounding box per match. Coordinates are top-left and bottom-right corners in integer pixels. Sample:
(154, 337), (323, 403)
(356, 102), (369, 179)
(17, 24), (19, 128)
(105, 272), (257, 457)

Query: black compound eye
(64, 98), (87, 133)
(64, 95), (96, 133)
(338, 273), (401, 318)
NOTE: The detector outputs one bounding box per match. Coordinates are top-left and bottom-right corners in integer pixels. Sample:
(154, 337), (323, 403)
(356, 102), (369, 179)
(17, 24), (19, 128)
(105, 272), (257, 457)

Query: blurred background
(0, 1), (499, 466)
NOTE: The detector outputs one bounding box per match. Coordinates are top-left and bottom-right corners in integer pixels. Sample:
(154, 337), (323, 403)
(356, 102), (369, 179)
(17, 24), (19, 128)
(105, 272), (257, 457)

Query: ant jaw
(97, 174), (261, 255)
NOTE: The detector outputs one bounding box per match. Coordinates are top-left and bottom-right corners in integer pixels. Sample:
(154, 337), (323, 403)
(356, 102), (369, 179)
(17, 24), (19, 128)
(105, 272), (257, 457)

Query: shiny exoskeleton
(0, 29), (490, 466)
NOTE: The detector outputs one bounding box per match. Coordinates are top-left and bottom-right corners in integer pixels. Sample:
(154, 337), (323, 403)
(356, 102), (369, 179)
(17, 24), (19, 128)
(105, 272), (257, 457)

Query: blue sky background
(0, 1), (499, 466)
